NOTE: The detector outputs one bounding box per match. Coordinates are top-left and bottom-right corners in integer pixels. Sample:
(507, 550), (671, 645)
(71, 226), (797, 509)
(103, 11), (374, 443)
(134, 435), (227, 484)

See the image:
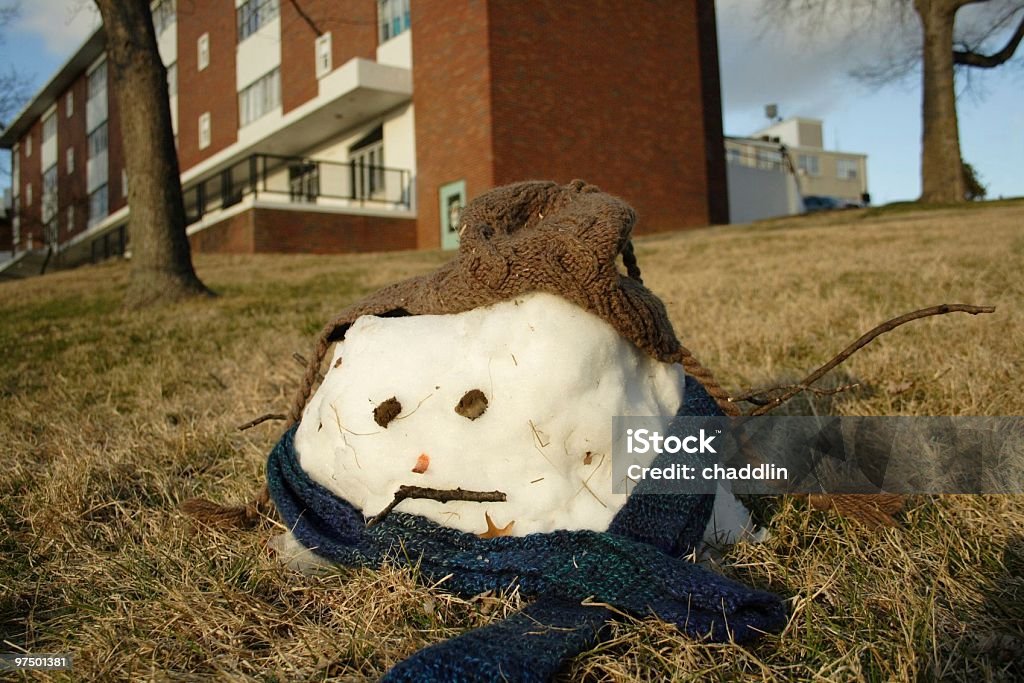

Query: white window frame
(198, 112), (211, 149)
(42, 166), (58, 225)
(378, 0), (410, 43)
(66, 147), (75, 174)
(315, 32), (332, 78)
(197, 33), (210, 71)
(237, 0), (280, 42)
(88, 122), (108, 159)
(837, 158), (859, 180)
(88, 184), (109, 227)
(797, 154), (820, 177)
(66, 91), (74, 118)
(87, 59), (107, 102)
(42, 117), (56, 143)
(237, 68), (281, 127)
(755, 148), (782, 171)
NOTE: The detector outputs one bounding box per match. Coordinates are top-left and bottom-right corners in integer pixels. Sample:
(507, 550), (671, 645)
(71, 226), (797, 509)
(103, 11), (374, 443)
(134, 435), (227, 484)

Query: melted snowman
(272, 292), (763, 569)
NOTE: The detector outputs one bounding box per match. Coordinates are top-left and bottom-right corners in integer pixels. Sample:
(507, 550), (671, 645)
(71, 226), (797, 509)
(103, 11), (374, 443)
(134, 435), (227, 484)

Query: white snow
(293, 292), (684, 536)
(276, 291), (764, 570)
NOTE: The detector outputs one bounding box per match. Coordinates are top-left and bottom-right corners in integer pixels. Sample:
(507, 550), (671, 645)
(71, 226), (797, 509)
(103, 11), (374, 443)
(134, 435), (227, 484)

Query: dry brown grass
(1, 202), (1022, 681)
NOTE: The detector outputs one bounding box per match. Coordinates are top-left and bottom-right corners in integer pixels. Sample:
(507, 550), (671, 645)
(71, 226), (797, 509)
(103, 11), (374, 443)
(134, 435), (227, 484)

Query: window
(66, 147), (75, 174)
(726, 147), (741, 165)
(797, 154), (820, 176)
(315, 32), (332, 78)
(88, 123), (109, 159)
(167, 62), (177, 96)
(378, 0), (410, 42)
(122, 168), (128, 198)
(88, 60), (107, 102)
(349, 125), (385, 198)
(66, 91), (74, 118)
(43, 114), (57, 145)
(756, 148), (782, 171)
(198, 112), (211, 149)
(11, 145), (18, 188)
(237, 0), (279, 42)
(89, 184), (109, 227)
(238, 68), (280, 127)
(837, 158), (859, 180)
(42, 166), (58, 225)
(153, 0), (176, 36)
(67, 205), (75, 233)
(197, 33), (209, 71)
(25, 133), (32, 157)
(26, 182), (32, 206)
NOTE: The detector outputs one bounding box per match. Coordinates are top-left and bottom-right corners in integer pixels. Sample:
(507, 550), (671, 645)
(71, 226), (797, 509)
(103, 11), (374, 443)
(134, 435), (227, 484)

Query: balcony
(183, 153), (411, 225)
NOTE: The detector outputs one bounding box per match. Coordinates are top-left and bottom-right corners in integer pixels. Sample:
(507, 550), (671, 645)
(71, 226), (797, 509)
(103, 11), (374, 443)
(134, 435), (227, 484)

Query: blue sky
(1, 0), (1022, 205)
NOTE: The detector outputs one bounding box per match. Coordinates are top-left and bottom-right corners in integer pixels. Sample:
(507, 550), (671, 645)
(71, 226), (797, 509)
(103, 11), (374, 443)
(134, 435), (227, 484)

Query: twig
(365, 486), (507, 528)
(236, 413), (288, 431)
(746, 303), (995, 416)
(733, 382), (861, 406)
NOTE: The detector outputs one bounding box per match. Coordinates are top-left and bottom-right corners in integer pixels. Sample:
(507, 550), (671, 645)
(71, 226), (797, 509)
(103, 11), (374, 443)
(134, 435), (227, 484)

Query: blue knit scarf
(267, 377), (787, 681)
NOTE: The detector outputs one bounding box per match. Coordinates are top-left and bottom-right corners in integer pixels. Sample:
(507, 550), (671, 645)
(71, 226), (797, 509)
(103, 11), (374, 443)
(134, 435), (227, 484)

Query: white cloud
(14, 0), (100, 60)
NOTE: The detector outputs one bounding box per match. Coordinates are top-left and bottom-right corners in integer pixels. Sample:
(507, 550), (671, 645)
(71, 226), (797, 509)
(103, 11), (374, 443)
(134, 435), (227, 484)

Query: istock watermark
(612, 416), (1024, 495)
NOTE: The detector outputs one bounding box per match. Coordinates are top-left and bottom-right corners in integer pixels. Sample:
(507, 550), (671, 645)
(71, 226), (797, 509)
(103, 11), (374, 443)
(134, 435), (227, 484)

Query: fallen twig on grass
(733, 304), (995, 416)
(236, 413), (288, 431)
(365, 486), (507, 528)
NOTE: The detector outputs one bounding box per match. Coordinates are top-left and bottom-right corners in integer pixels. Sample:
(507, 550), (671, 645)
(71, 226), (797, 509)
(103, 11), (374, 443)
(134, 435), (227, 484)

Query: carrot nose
(411, 453), (430, 474)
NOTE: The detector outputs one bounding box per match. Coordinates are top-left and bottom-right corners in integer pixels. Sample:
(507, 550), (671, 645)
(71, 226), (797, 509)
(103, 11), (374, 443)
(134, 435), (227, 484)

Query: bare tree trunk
(915, 0), (966, 203)
(93, 0), (212, 307)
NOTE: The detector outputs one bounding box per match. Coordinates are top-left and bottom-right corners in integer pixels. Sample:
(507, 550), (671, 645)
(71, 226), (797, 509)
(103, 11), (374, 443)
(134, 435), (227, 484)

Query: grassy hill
(2, 202), (1022, 680)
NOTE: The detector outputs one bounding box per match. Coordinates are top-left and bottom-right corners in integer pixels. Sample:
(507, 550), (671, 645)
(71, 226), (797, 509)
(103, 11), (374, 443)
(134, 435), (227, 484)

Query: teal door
(439, 180), (466, 251)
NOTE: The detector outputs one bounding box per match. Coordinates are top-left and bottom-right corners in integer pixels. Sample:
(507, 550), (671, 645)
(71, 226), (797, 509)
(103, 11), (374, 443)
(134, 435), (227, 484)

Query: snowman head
(293, 292), (686, 536)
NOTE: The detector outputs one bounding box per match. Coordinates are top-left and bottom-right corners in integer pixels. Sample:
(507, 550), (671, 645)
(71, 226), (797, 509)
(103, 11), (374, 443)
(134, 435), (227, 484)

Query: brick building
(0, 0), (728, 270)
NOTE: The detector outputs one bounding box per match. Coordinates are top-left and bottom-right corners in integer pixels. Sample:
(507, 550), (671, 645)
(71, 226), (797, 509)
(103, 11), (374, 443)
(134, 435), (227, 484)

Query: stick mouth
(365, 485), (507, 528)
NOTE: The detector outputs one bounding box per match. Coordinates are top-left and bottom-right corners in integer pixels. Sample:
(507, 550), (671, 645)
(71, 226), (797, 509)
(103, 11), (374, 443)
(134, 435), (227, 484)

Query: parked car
(802, 195), (861, 213)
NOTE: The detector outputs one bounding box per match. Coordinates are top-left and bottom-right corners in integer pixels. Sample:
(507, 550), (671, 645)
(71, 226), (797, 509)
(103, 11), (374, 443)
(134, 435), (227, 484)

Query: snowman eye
(455, 389), (488, 420)
(373, 397), (402, 428)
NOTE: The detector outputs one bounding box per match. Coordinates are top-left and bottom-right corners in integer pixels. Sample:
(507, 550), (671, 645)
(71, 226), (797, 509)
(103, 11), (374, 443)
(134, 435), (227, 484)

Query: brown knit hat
(287, 179), (733, 423)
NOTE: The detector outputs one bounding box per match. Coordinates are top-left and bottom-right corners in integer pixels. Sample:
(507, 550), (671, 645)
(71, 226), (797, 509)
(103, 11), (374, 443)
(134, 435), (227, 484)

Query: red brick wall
(189, 207), (416, 254)
(411, 0), (495, 249)
(485, 0), (714, 235)
(177, 2), (238, 171)
(279, 0), (379, 114)
(189, 210), (255, 253)
(252, 208), (416, 252)
(57, 75), (89, 243)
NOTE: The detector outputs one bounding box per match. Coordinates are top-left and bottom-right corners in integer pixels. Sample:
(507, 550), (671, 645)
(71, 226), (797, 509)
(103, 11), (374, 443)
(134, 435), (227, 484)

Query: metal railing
(183, 153), (412, 226)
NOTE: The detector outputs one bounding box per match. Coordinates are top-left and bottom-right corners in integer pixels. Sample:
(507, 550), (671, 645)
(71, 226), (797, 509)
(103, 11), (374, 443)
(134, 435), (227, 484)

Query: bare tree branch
(954, 10), (1024, 66)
